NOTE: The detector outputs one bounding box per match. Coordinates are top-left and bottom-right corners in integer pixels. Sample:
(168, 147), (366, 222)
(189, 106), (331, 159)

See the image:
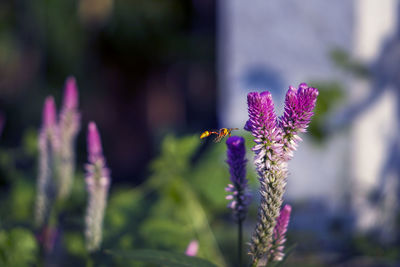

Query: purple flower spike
(271, 204), (292, 261)
(282, 83), (318, 133)
(35, 96), (58, 227)
(58, 76), (81, 199)
(280, 83), (318, 160)
(85, 122), (111, 252)
(226, 136), (251, 222)
(86, 122), (110, 185)
(246, 91), (286, 262)
(247, 84), (318, 264)
(244, 91), (283, 174)
(63, 76), (79, 109)
(245, 91), (278, 137)
(43, 96), (57, 129)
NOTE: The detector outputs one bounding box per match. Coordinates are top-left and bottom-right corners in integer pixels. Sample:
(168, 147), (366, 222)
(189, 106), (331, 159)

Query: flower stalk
(57, 77), (80, 200)
(246, 84), (318, 266)
(85, 122), (111, 252)
(225, 136), (251, 266)
(35, 76), (81, 227)
(35, 96), (58, 227)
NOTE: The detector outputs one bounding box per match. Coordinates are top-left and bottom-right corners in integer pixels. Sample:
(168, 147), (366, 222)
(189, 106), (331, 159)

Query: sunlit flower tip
(301, 82), (315, 90)
(43, 96), (57, 128)
(185, 240), (199, 257)
(63, 76), (79, 109)
(280, 84), (318, 158)
(88, 122), (103, 160)
(246, 91), (278, 136)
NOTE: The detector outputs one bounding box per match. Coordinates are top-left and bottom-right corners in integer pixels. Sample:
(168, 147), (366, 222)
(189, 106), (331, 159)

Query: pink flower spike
(88, 122), (103, 160)
(274, 204), (292, 238)
(43, 96), (56, 128)
(272, 204), (292, 261)
(185, 240), (199, 257)
(63, 76), (79, 109)
(85, 121), (110, 252)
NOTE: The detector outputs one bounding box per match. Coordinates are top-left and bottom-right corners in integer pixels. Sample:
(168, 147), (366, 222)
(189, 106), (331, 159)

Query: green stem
(86, 255), (94, 267)
(238, 219), (243, 267)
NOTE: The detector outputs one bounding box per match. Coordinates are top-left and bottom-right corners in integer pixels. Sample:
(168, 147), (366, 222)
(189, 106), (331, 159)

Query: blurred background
(0, 0), (399, 266)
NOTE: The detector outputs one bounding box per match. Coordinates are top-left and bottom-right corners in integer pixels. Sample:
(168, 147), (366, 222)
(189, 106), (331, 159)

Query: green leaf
(105, 249), (218, 267)
(307, 82), (344, 142)
(0, 228), (38, 266)
(330, 48), (370, 78)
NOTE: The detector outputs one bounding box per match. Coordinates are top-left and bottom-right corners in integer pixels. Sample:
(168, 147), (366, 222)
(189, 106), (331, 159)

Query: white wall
(218, 0), (353, 205)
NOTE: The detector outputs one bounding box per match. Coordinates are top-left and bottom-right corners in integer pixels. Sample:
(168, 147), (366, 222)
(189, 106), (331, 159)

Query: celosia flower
(225, 136), (251, 222)
(246, 84), (317, 265)
(280, 83), (318, 160)
(43, 96), (57, 130)
(58, 76), (81, 199)
(185, 240), (199, 257)
(35, 96), (58, 227)
(245, 92), (286, 263)
(270, 204), (292, 261)
(62, 76), (79, 110)
(85, 122), (111, 252)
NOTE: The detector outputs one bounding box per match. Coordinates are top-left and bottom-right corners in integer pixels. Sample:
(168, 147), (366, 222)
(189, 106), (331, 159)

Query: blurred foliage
(308, 47), (373, 143)
(352, 235), (400, 261)
(0, 123), (398, 266)
(330, 48), (371, 79)
(0, 129), (257, 266)
(0, 0), (216, 185)
(101, 133), (259, 266)
(106, 249), (218, 267)
(0, 228), (38, 266)
(308, 81), (344, 142)
(103, 135), (228, 266)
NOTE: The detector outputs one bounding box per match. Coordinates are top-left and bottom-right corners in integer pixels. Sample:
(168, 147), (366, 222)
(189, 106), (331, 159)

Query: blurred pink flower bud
(271, 204), (292, 261)
(88, 122), (103, 161)
(62, 76), (79, 110)
(43, 96), (56, 128)
(185, 240), (199, 257)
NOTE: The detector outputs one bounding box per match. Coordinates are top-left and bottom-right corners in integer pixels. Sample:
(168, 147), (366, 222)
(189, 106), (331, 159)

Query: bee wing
(213, 136), (222, 142)
(213, 133), (224, 142)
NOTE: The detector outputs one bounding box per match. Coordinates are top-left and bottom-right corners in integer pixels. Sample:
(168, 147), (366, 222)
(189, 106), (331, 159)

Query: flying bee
(200, 128), (239, 143)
